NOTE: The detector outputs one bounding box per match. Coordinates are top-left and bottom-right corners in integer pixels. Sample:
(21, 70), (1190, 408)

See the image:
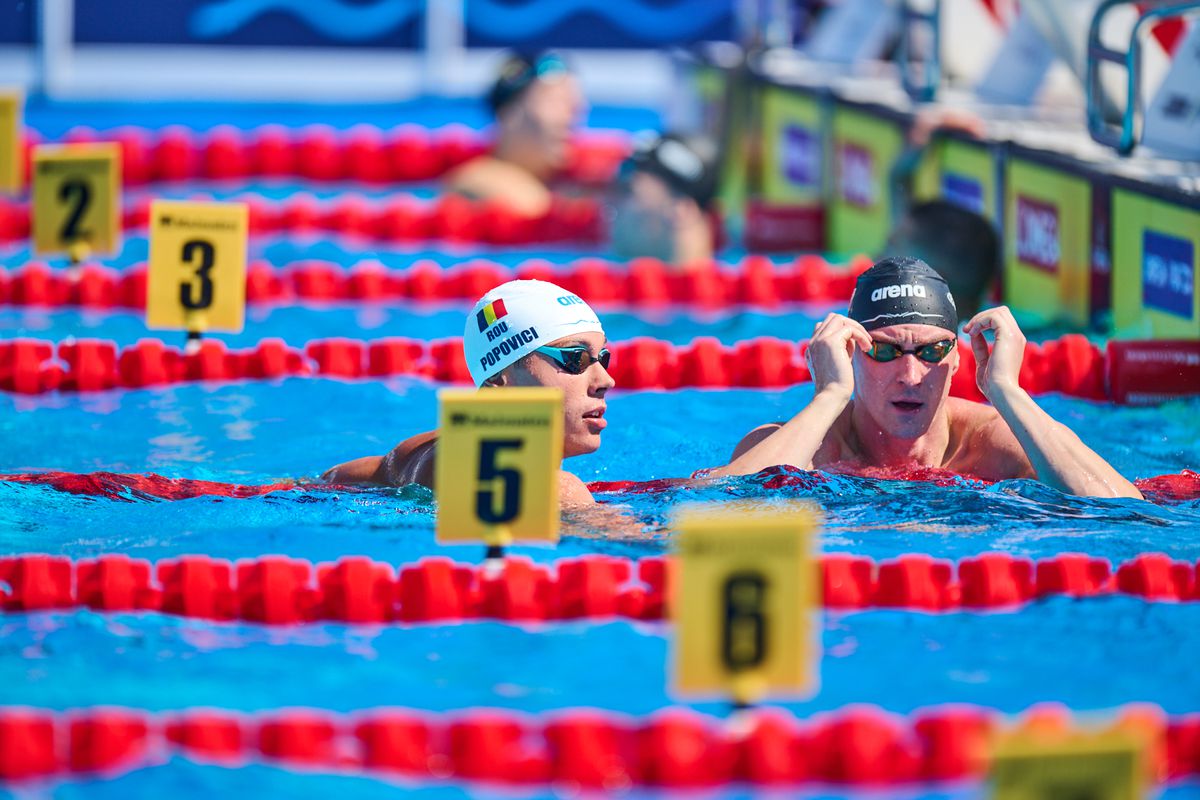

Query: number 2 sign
(32, 143), (121, 258)
(146, 200), (248, 334)
(436, 387), (563, 546)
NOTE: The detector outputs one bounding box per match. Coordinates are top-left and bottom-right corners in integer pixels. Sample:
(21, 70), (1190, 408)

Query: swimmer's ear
(483, 370), (510, 388)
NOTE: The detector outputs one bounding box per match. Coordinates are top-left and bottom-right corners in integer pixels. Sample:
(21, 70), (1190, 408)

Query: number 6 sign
(146, 200), (248, 334)
(436, 387), (563, 546)
(672, 502), (820, 704)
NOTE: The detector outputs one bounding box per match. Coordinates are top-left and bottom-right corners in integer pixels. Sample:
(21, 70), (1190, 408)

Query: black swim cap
(847, 257), (959, 332)
(487, 52), (571, 115)
(620, 133), (718, 209)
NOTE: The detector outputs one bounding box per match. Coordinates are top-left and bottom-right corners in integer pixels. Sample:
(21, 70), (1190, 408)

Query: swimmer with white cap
(323, 279), (614, 507)
(708, 257), (1143, 499)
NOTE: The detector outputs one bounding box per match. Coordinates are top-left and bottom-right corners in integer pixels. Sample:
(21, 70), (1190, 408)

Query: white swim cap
(463, 279), (604, 387)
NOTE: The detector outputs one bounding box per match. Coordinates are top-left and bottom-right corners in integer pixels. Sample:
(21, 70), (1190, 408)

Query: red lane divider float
(0, 192), (604, 246)
(3, 467), (1198, 504)
(2, 550), (1199, 623)
(0, 703), (1196, 786)
(16, 124), (629, 188)
(0, 254), (871, 311)
(1, 332), (1196, 404)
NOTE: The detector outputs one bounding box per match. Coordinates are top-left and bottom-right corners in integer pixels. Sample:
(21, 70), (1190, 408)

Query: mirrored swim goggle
(536, 345), (611, 374)
(865, 339), (956, 364)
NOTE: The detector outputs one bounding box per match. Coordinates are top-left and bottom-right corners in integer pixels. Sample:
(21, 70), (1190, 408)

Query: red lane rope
(3, 332), (1197, 404)
(17, 125), (629, 188)
(0, 254), (869, 311)
(1, 550), (1198, 624)
(0, 703), (1195, 786)
(3, 467), (1198, 504)
(0, 193), (604, 246)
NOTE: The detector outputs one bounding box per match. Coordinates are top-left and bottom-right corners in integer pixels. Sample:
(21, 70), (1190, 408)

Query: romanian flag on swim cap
(476, 298), (508, 331)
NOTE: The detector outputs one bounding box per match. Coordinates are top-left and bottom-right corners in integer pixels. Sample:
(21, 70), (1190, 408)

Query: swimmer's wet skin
(709, 257), (1144, 500)
(322, 279), (613, 509)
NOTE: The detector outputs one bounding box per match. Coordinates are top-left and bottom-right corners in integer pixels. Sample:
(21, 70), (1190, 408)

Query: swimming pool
(3, 106), (1200, 798)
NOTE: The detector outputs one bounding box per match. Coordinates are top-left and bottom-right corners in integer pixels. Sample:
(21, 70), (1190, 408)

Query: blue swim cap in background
(487, 52), (571, 114)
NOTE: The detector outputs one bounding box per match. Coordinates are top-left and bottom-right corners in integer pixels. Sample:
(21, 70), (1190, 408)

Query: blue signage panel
(1143, 229), (1196, 319)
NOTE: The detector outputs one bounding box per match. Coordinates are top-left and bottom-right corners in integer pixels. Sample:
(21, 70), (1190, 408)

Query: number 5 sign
(436, 387), (563, 546)
(147, 200), (248, 333)
(671, 502), (820, 704)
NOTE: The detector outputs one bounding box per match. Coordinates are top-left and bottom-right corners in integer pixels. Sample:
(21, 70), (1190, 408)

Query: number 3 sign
(146, 200), (248, 334)
(436, 387), (564, 546)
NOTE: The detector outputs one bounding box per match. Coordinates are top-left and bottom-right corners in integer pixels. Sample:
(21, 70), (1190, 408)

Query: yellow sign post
(0, 89), (22, 195)
(32, 143), (121, 259)
(671, 502), (820, 707)
(146, 200), (248, 338)
(435, 387), (563, 553)
(990, 730), (1147, 800)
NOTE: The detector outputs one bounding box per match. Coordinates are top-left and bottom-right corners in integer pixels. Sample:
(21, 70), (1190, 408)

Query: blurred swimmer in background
(609, 132), (724, 270)
(445, 52), (587, 217)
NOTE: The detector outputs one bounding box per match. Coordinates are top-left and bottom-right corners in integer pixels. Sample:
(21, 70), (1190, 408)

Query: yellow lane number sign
(436, 387), (563, 546)
(147, 200), (248, 333)
(990, 731), (1147, 800)
(672, 502), (820, 704)
(32, 143), (121, 257)
(0, 89), (21, 194)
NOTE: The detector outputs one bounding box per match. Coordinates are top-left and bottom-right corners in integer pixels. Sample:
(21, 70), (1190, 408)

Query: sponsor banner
(1143, 231), (1195, 319)
(1112, 189), (1200, 338)
(941, 172), (985, 215)
(743, 200), (825, 252)
(1014, 195), (1061, 273)
(1003, 157), (1091, 327)
(760, 85), (824, 203)
(913, 137), (996, 221)
(748, 84), (826, 252)
(828, 104), (904, 256)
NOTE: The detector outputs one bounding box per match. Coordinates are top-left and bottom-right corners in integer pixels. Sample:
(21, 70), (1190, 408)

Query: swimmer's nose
(591, 362), (615, 396)
(896, 353), (926, 385)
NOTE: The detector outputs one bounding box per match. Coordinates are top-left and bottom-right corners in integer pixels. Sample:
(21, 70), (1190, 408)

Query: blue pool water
(5, 102), (1200, 797)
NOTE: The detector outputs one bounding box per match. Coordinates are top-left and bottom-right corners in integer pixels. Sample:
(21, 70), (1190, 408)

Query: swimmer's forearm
(715, 388), (849, 477)
(990, 384), (1143, 500)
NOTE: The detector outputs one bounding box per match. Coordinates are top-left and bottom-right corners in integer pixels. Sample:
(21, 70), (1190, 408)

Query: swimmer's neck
(493, 132), (557, 180)
(847, 400), (952, 468)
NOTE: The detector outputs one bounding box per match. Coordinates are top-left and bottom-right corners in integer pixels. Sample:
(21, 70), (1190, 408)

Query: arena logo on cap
(871, 284), (928, 302)
(782, 124), (819, 188)
(476, 298), (508, 332)
(1015, 195), (1061, 272)
(1143, 230), (1195, 319)
(838, 143), (875, 208)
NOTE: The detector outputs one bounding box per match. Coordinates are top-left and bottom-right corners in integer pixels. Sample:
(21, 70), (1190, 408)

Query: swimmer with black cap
(710, 257), (1143, 499)
(609, 132), (722, 269)
(323, 280), (614, 507)
(445, 52), (586, 217)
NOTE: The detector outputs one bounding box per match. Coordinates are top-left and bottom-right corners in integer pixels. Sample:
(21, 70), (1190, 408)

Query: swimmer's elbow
(322, 456), (385, 485)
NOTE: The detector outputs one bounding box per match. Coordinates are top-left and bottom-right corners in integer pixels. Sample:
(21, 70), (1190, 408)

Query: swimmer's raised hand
(963, 305), (1026, 400)
(807, 313), (873, 402)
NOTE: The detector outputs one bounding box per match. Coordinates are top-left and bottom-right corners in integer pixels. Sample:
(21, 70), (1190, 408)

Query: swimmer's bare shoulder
(558, 470), (595, 506)
(729, 411), (851, 470)
(944, 397), (1036, 481)
(322, 431), (437, 489)
(444, 156), (552, 217)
